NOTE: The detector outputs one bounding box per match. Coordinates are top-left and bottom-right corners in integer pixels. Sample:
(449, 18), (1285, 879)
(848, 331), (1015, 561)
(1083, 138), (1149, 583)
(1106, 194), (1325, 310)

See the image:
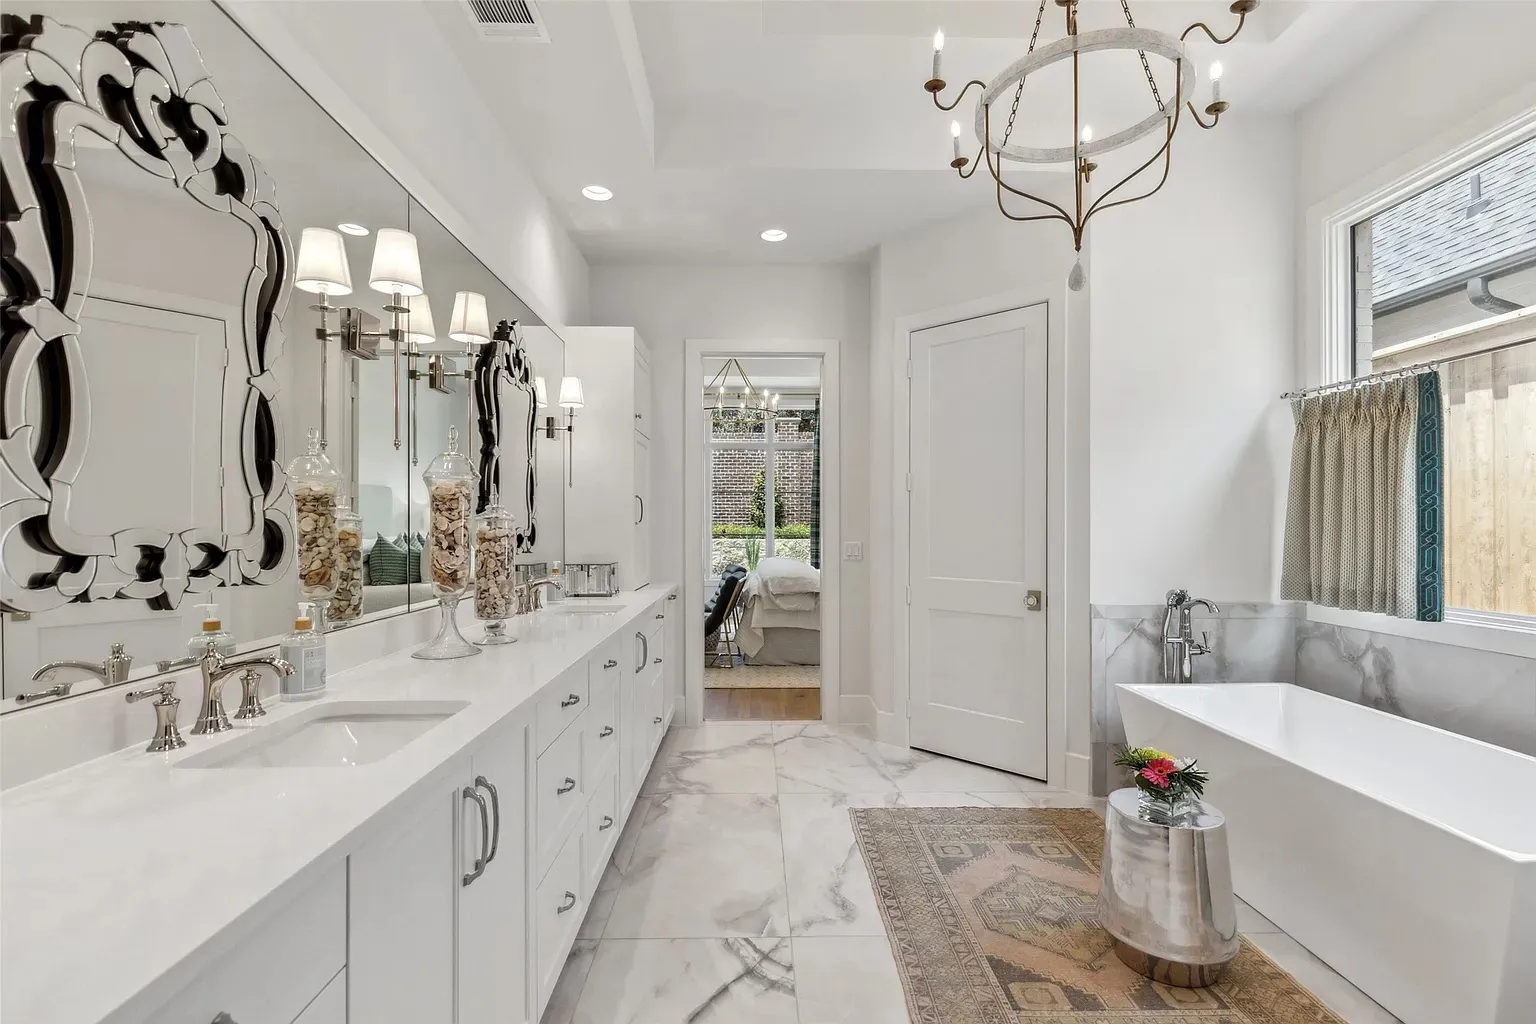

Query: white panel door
(909, 304), (1048, 779)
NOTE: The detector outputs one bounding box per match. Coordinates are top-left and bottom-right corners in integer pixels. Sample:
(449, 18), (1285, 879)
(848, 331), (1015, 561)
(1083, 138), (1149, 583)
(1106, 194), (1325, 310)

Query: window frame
(705, 406), (818, 576)
(1309, 105), (1536, 648)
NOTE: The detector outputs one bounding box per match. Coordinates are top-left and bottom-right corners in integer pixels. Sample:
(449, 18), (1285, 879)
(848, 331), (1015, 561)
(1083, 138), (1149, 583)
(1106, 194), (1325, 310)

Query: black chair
(705, 568), (748, 667)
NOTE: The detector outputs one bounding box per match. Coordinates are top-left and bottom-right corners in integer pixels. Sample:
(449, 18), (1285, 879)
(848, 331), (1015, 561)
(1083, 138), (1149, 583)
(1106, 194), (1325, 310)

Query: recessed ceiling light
(582, 185), (614, 202)
(760, 228), (788, 242)
(337, 222), (369, 236)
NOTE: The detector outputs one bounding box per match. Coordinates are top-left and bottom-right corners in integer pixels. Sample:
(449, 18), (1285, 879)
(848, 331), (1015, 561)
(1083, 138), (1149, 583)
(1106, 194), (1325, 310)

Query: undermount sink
(176, 701), (468, 769)
(549, 603), (625, 616)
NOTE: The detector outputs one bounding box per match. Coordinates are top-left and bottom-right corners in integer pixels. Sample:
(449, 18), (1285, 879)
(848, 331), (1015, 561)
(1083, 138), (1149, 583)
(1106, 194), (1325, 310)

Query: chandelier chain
(1118, 0), (1166, 114)
(1001, 0), (1048, 151)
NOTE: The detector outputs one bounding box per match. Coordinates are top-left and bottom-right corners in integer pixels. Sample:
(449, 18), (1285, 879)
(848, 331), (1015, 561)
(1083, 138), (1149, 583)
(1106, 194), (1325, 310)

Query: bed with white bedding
(737, 557), (821, 666)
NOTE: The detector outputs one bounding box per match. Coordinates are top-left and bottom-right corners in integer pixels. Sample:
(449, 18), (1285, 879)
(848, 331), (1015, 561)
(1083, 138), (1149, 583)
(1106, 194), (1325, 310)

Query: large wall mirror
(0, 2), (564, 708)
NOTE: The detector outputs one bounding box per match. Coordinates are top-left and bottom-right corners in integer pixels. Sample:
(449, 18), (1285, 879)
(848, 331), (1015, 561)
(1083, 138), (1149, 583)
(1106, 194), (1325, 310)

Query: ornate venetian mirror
(474, 319), (539, 553)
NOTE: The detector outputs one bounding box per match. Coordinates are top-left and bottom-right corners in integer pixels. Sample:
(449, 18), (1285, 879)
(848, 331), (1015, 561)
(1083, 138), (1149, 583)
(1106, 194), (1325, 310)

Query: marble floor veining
(543, 721), (1403, 1024)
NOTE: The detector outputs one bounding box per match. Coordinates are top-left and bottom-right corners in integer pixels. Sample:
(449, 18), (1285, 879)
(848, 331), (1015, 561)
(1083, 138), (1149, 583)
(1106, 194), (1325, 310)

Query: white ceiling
(415, 0), (1434, 265)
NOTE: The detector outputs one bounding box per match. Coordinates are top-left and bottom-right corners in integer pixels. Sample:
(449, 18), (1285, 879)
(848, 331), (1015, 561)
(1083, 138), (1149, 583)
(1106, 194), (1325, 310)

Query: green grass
(712, 523), (812, 539)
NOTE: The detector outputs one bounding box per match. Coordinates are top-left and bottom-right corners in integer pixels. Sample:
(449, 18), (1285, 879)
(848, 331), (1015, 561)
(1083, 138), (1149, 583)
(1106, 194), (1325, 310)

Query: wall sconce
(368, 228), (425, 452)
(544, 375), (584, 486)
(402, 292), (481, 465)
(449, 291), (491, 346)
(294, 227), (353, 449)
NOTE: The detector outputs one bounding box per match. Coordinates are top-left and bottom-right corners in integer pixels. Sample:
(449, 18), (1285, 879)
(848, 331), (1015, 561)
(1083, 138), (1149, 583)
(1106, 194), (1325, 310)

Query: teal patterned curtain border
(1415, 371), (1445, 622)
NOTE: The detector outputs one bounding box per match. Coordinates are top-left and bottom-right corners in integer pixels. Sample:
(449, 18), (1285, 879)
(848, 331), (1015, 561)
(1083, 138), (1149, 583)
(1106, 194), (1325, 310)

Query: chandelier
(704, 357), (779, 423)
(925, 0), (1257, 290)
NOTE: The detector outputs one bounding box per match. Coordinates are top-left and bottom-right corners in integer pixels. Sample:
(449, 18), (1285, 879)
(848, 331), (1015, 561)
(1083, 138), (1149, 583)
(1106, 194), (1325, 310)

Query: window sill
(1303, 604), (1536, 660)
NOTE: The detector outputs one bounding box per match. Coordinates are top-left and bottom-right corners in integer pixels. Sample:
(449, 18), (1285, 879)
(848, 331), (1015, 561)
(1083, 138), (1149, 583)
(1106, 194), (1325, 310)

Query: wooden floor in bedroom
(704, 687), (821, 721)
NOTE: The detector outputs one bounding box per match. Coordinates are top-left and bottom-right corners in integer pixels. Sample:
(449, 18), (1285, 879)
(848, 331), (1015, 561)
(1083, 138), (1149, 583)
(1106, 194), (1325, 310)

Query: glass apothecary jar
(473, 502), (516, 645)
(413, 425), (480, 660)
(288, 427), (341, 627)
(329, 499), (365, 624)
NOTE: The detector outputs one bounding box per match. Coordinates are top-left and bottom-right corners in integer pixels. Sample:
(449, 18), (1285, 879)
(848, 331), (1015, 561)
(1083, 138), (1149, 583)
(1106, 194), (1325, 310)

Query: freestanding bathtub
(1118, 682), (1535, 1024)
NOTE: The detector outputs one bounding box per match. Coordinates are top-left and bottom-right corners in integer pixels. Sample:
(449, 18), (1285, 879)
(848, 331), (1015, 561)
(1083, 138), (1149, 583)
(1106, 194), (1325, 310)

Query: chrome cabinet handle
(599, 725), (614, 738)
(476, 775), (500, 865)
(462, 787), (490, 886)
(635, 494), (644, 524)
(603, 659), (619, 670)
(668, 593), (677, 600)
(558, 777), (576, 795)
(599, 815), (615, 831)
(653, 716), (663, 725)
(561, 693), (581, 708)
(653, 658), (662, 665)
(655, 613), (664, 619)
(636, 632), (648, 673)
(557, 891), (577, 914)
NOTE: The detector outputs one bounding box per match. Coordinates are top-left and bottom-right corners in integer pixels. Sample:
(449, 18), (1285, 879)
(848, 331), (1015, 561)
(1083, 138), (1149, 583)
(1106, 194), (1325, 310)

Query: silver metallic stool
(1097, 788), (1238, 987)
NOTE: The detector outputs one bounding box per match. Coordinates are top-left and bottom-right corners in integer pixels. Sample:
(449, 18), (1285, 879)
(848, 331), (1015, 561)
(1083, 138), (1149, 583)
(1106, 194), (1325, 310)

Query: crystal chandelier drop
(704, 358), (778, 424)
(926, 0), (1258, 290)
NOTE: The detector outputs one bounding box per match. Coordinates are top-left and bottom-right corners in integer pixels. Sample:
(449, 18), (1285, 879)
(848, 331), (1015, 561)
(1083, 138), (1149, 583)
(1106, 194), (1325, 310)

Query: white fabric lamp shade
(558, 376), (585, 409)
(403, 293), (436, 346)
(368, 227), (424, 296)
(534, 376), (549, 408)
(294, 227), (352, 295)
(449, 290), (491, 345)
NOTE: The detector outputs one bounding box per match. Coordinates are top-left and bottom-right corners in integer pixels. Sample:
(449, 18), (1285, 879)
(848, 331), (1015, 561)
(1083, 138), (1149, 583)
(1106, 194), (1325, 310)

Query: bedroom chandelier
(926, 0), (1257, 290)
(704, 357), (779, 422)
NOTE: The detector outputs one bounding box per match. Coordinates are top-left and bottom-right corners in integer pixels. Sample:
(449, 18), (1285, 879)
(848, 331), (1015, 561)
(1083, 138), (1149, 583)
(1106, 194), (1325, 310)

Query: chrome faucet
(124, 679), (186, 753)
(185, 641), (293, 735)
(1161, 590), (1219, 684)
(17, 643), (135, 704)
(515, 576), (559, 616)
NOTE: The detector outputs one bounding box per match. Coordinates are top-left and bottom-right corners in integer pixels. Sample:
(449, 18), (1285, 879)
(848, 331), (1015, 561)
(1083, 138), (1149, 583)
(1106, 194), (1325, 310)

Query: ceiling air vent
(464, 0), (548, 41)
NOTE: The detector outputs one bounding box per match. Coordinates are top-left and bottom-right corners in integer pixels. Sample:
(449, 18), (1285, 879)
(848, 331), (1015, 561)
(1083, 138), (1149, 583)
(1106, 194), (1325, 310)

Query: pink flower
(1144, 757), (1178, 776)
(1139, 766), (1172, 789)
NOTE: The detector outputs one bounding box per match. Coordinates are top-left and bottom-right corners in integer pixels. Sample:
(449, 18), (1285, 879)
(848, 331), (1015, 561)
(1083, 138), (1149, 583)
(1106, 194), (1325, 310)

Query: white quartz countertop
(0, 588), (676, 1024)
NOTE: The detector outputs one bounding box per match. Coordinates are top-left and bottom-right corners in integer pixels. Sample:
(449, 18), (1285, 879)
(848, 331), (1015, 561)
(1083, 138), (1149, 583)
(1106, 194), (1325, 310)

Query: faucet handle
(233, 668), (268, 721)
(125, 680), (185, 753)
(124, 679), (176, 704)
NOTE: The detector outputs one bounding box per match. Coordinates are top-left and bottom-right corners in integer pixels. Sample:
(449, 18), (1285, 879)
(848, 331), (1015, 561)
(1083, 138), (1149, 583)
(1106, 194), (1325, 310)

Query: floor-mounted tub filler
(1118, 682), (1534, 1024)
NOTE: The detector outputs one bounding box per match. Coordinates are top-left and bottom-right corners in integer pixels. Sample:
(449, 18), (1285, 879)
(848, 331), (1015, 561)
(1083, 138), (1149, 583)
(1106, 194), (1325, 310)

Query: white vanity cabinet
(349, 712), (530, 1024)
(564, 326), (654, 590)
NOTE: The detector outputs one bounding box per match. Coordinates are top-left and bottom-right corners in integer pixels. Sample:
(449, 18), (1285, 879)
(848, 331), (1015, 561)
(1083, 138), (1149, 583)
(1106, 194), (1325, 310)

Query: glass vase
(473, 502), (516, 645)
(412, 426), (479, 661)
(1136, 789), (1201, 826)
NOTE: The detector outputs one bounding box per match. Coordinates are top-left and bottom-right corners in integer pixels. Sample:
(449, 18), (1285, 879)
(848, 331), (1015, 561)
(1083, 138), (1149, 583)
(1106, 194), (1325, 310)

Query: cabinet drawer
(535, 827), (586, 1014)
(145, 862), (345, 1024)
(537, 663), (590, 754)
(536, 721), (586, 877)
(584, 675), (621, 782)
(585, 768), (620, 893)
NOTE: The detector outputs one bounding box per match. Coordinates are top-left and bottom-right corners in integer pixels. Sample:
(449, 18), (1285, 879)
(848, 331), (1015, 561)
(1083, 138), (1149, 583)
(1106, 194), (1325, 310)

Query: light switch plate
(843, 541), (863, 561)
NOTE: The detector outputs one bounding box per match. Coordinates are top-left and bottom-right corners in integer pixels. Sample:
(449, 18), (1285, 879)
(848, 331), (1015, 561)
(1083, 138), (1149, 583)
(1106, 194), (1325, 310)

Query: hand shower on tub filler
(1161, 589), (1219, 683)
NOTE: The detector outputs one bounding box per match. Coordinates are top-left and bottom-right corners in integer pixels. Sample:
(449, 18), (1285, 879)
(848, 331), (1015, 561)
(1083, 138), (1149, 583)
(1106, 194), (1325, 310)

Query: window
(1349, 135), (1536, 619)
(707, 404), (820, 577)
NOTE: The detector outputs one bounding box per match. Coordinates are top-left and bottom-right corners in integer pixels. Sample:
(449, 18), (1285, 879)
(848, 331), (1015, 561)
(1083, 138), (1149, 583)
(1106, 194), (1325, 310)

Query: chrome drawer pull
(561, 693), (581, 708)
(461, 787), (490, 886)
(557, 891), (577, 914)
(476, 776), (501, 865)
(558, 777), (577, 795)
(599, 725), (614, 738)
(653, 657), (662, 665)
(602, 659), (619, 669)
(653, 716), (663, 725)
(655, 613), (664, 619)
(599, 815), (615, 831)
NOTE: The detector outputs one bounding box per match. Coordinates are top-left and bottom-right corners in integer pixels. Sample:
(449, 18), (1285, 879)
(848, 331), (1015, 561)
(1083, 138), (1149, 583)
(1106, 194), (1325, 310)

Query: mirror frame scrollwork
(473, 319), (537, 554)
(0, 16), (292, 613)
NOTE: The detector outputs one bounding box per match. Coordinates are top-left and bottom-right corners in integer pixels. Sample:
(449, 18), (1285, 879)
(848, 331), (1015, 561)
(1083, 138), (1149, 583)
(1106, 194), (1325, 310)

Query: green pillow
(398, 533), (425, 584)
(368, 535), (408, 587)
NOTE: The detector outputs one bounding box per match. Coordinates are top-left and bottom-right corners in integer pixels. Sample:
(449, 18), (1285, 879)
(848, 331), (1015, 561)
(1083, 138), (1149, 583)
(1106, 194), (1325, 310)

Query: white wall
(588, 264), (871, 698)
(1090, 116), (1296, 604)
(225, 0), (591, 329)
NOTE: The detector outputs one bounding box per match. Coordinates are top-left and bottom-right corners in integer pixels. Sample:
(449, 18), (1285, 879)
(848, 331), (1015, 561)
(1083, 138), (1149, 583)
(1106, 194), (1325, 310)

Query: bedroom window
(708, 401), (820, 578)
(1348, 134), (1536, 621)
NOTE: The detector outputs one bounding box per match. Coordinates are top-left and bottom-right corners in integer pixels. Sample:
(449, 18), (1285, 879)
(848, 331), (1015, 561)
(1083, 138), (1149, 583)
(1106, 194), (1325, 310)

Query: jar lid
(287, 427), (342, 487)
(423, 425), (478, 486)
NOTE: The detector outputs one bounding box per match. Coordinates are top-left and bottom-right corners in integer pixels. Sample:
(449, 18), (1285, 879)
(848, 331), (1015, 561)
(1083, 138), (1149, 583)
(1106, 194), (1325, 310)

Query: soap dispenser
(279, 602), (327, 701)
(187, 603), (236, 659)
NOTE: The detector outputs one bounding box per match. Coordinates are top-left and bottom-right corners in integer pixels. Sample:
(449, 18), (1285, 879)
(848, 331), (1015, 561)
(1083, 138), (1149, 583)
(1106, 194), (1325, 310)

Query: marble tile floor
(542, 721), (1402, 1024)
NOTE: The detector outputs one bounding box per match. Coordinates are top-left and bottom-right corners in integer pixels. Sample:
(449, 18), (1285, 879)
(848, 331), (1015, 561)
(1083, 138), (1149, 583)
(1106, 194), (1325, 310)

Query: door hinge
(906, 359), (913, 379)
(905, 472), (912, 492)
(905, 586), (912, 605)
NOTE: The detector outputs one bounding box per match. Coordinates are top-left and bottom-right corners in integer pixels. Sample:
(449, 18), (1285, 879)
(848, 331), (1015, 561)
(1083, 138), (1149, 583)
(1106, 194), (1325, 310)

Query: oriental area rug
(850, 806), (1347, 1024)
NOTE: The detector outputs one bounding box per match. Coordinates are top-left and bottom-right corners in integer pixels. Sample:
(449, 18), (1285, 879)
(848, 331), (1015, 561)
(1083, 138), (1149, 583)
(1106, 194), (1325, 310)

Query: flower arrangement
(1114, 746), (1210, 815)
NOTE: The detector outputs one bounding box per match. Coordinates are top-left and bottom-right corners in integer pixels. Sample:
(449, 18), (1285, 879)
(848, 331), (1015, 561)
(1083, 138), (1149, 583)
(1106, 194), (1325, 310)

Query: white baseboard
(1063, 751), (1094, 795)
(838, 694), (877, 730)
(875, 709), (906, 748)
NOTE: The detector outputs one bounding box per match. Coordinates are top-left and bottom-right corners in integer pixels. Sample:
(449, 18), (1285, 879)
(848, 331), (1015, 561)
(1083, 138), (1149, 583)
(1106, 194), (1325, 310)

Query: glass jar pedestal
(413, 592), (481, 661)
(476, 617), (516, 646)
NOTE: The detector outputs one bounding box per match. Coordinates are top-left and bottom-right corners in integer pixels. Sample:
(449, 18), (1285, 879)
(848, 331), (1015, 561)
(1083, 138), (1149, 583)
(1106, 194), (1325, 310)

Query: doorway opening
(701, 356), (824, 722)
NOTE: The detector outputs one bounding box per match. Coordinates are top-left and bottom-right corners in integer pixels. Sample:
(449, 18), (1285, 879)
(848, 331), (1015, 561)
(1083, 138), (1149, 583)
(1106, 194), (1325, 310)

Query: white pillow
(756, 556), (820, 596)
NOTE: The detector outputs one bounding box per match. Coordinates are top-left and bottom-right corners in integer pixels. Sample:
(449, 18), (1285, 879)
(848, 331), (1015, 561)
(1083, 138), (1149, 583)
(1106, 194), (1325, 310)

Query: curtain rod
(1279, 357), (1442, 402)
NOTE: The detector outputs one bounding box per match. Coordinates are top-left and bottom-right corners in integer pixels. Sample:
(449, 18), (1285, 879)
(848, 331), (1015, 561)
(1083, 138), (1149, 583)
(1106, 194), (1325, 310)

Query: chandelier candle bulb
(1210, 62), (1223, 104)
(932, 29), (944, 81)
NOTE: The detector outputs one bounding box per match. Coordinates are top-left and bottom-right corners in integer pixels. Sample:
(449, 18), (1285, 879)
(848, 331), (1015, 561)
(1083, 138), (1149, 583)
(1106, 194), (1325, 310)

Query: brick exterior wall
(710, 414), (817, 527)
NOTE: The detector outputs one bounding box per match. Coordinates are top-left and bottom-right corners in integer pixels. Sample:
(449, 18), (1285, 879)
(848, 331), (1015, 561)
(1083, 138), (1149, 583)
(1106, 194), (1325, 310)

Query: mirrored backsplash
(1, 2), (564, 707)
